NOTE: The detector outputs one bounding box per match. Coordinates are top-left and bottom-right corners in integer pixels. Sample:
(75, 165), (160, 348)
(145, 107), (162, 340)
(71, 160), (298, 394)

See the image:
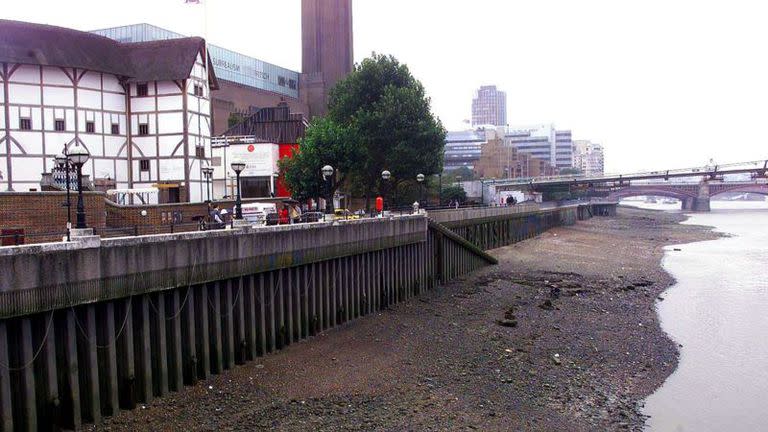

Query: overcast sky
(5, 0), (768, 172)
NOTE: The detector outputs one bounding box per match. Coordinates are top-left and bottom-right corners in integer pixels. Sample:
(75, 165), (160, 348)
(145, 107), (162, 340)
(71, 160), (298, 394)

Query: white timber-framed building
(0, 20), (218, 203)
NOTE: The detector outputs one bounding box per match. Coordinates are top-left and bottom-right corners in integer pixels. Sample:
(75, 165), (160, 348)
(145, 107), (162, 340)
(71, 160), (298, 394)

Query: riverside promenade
(0, 202), (607, 431)
(87, 207), (715, 431)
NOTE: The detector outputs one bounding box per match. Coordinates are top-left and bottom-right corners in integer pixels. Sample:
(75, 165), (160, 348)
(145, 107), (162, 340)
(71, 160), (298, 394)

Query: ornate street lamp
(322, 165), (334, 214)
(381, 170), (391, 210)
(201, 167), (214, 202)
(67, 145), (90, 229)
(230, 159), (246, 220)
(55, 150), (72, 241)
(416, 173), (425, 206)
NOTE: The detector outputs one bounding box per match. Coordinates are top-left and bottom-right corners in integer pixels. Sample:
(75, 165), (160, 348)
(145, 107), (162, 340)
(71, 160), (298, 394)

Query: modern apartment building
(444, 126), (557, 178)
(444, 129), (486, 170)
(471, 85), (507, 126)
(573, 140), (605, 175)
(505, 124), (573, 170)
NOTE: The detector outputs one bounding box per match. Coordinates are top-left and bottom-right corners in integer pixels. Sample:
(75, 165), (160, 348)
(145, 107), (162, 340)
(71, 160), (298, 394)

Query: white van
(240, 202), (277, 225)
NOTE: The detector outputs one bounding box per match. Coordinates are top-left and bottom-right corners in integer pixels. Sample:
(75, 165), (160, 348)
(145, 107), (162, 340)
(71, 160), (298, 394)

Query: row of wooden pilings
(0, 217), (499, 431)
(0, 204), (605, 431)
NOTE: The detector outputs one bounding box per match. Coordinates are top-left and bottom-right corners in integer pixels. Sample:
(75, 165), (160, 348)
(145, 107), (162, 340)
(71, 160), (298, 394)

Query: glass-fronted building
(91, 23), (300, 99)
(444, 130), (486, 170)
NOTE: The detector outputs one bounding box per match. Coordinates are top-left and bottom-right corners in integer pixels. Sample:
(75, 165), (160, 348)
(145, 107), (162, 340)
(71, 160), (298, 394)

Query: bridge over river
(0, 201), (613, 431)
(488, 159), (768, 211)
(603, 180), (768, 211)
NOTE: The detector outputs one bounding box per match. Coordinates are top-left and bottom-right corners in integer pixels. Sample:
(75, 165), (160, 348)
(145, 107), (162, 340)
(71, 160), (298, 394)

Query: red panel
(277, 143), (299, 197)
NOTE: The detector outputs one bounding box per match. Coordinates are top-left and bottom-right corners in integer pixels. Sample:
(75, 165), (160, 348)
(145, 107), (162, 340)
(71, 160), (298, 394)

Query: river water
(623, 201), (768, 431)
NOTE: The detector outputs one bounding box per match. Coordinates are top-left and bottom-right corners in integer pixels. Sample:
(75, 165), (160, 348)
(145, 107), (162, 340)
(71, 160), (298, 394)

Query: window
(139, 159), (150, 172)
(111, 123), (120, 135)
(85, 121), (95, 133)
(136, 83), (148, 97)
(55, 119), (65, 131)
(195, 146), (205, 159)
(193, 84), (204, 97)
(278, 76), (286, 87)
(19, 118), (31, 130)
(138, 123), (149, 136)
(288, 79), (297, 90)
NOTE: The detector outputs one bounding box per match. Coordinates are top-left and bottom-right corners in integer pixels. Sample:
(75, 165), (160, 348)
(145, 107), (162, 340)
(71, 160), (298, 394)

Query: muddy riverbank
(91, 207), (717, 431)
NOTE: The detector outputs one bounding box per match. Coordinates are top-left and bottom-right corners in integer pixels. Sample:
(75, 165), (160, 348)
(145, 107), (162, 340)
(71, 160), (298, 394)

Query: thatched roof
(0, 19), (217, 88)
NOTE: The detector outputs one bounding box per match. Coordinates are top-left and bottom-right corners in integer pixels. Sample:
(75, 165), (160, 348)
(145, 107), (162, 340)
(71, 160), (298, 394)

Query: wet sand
(91, 207), (717, 431)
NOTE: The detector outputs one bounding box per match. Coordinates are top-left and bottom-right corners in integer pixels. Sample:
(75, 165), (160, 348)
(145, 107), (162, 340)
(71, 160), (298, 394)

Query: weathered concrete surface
(0, 205), (583, 430)
(83, 207), (719, 431)
(428, 203), (540, 225)
(0, 216), (426, 319)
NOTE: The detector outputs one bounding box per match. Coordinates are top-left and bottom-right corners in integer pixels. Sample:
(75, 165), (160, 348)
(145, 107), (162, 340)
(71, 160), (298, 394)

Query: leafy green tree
(441, 185), (467, 205)
(278, 118), (360, 207)
(442, 166), (475, 184)
(328, 53), (446, 209)
(228, 112), (246, 128)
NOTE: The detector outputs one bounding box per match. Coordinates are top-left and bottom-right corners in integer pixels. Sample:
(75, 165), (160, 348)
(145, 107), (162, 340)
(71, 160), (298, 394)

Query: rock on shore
(89, 207), (718, 432)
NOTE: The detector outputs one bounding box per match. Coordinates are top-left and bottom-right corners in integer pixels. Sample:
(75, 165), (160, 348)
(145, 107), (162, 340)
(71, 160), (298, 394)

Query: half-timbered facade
(0, 20), (217, 202)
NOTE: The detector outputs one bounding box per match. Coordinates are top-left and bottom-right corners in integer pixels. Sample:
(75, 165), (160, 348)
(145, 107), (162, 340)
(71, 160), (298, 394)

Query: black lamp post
(416, 173), (425, 206)
(230, 159), (245, 220)
(202, 167), (213, 202)
(322, 165), (334, 214)
(381, 170), (391, 210)
(68, 145), (90, 229)
(55, 150), (72, 241)
(480, 176), (485, 205)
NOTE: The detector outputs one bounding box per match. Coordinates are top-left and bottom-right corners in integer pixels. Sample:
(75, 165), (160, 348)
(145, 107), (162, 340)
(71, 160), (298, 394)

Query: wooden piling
(35, 311), (60, 426)
(133, 297), (153, 403)
(56, 310), (82, 430)
(302, 265), (310, 338)
(115, 298), (135, 410)
(15, 318), (37, 431)
(223, 280), (235, 370)
(209, 282), (223, 374)
(76, 306), (100, 423)
(181, 287), (198, 385)
(257, 273), (267, 356)
(167, 290), (184, 391)
(234, 277), (246, 364)
(0, 322), (12, 432)
(150, 293), (168, 397)
(244, 275), (258, 361)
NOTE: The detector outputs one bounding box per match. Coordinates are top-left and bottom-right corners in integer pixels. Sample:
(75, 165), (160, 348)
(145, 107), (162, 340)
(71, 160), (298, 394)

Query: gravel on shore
(91, 207), (719, 432)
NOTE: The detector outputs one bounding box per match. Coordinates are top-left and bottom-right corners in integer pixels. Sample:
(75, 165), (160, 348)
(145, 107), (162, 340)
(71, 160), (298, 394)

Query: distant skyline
(5, 0), (768, 173)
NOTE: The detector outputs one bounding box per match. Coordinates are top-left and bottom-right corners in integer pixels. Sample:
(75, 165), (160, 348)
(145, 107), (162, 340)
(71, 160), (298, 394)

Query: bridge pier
(682, 197), (710, 212)
(681, 181), (711, 212)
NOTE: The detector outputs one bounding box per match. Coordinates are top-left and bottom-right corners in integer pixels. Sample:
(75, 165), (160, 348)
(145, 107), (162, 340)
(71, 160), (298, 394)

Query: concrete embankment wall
(0, 204), (599, 431)
(0, 215), (497, 431)
(432, 205), (580, 251)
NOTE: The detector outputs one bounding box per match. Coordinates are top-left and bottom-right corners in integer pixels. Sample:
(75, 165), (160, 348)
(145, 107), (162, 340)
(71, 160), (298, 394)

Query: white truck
(240, 202), (278, 225)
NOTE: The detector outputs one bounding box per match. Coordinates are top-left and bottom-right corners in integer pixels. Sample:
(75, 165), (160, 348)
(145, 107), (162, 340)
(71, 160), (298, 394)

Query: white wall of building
(1, 48), (212, 202)
(573, 140), (605, 175)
